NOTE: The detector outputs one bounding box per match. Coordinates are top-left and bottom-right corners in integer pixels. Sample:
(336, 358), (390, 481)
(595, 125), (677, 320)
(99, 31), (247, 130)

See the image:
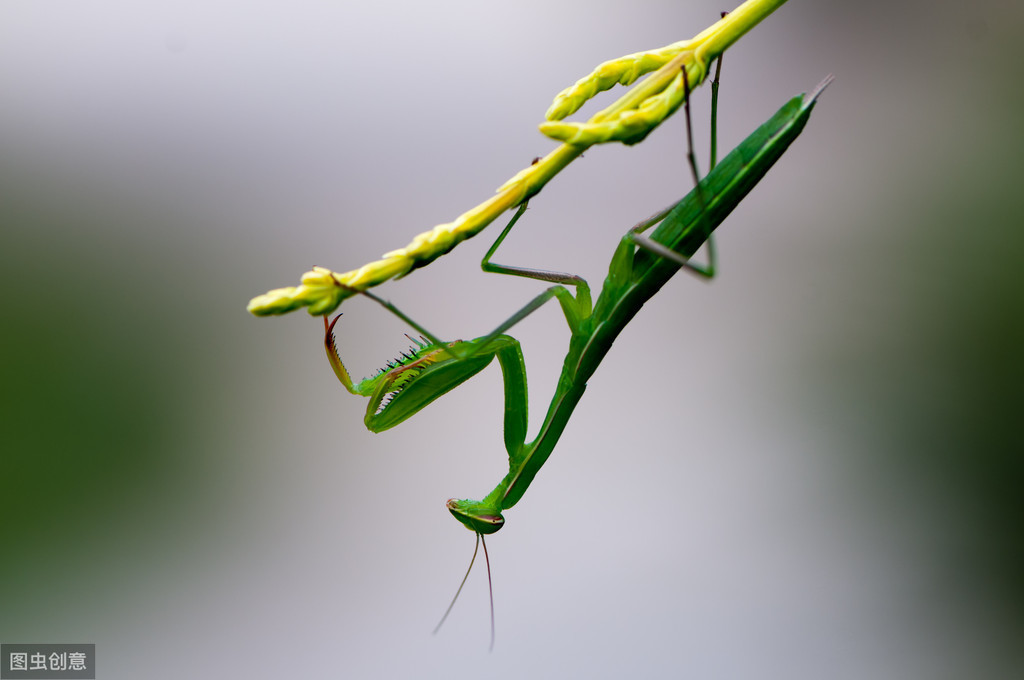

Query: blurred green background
(1, 1), (1021, 677)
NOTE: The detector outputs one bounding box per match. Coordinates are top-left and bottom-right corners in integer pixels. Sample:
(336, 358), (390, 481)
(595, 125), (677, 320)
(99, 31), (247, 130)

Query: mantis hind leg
(629, 53), (725, 279)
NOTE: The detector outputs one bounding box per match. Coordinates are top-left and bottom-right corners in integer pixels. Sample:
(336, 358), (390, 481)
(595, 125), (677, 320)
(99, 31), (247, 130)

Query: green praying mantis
(322, 68), (832, 645)
(327, 74), (834, 534)
(246, 0), (831, 648)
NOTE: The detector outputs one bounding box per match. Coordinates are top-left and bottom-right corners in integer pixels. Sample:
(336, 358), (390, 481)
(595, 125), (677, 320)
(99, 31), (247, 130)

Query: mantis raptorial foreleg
(322, 225), (591, 445)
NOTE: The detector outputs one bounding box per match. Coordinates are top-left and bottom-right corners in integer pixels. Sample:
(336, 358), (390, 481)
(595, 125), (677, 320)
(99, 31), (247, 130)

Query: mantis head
(446, 498), (505, 535)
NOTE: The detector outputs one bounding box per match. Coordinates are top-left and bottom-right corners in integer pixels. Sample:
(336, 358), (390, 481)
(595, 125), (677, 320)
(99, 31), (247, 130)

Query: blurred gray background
(2, 1), (1021, 677)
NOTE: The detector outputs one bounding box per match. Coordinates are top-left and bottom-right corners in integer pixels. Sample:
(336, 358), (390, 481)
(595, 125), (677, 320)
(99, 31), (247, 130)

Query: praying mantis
(325, 72), (831, 534)
(244, 0), (831, 647)
(323, 68), (832, 644)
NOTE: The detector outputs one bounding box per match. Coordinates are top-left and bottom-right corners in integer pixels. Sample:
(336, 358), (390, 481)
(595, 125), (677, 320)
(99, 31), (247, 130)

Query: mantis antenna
(433, 533), (495, 652)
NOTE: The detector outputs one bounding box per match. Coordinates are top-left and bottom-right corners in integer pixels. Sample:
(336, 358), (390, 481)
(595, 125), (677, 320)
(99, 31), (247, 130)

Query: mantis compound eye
(446, 498), (505, 535)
